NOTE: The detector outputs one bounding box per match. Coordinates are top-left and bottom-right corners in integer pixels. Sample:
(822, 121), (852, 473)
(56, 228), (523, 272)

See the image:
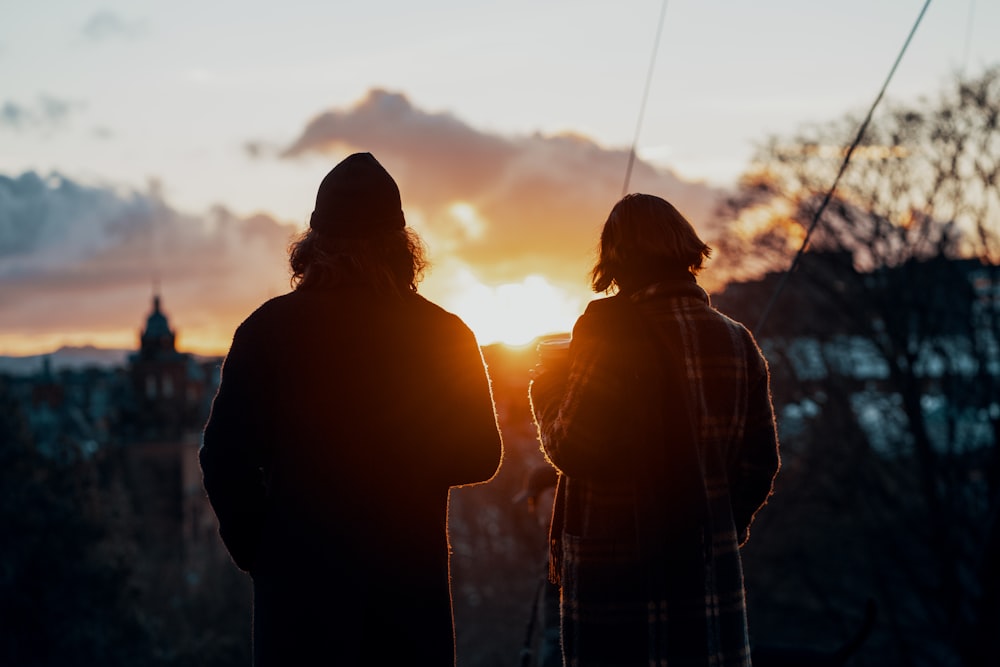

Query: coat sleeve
(199, 322), (270, 572)
(530, 304), (648, 482)
(729, 336), (780, 545)
(422, 316), (504, 488)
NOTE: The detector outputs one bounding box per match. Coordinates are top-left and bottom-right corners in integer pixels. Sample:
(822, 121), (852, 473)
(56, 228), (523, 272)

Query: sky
(1, 0), (997, 355)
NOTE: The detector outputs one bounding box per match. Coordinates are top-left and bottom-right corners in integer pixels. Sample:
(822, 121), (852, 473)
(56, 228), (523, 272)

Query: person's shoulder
(239, 292), (299, 325)
(705, 302), (746, 329)
(572, 295), (631, 341)
(228, 292), (306, 341)
(577, 295), (625, 325)
(710, 305), (759, 343)
(406, 293), (479, 340)
(216, 293), (297, 358)
(406, 293), (458, 322)
(581, 294), (619, 316)
(706, 303), (770, 367)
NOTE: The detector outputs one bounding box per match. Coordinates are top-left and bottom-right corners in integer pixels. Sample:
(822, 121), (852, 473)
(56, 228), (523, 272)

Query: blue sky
(1, 0), (996, 352)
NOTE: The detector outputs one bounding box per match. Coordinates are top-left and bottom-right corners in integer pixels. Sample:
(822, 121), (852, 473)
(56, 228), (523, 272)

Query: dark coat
(530, 281), (779, 667)
(200, 286), (503, 666)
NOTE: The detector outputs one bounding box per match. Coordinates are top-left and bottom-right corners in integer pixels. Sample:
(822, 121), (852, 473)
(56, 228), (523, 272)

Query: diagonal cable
(622, 0), (669, 197)
(754, 0), (932, 335)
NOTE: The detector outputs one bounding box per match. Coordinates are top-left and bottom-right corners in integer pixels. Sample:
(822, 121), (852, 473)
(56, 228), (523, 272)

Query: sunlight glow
(446, 271), (583, 347)
(0, 331), (138, 357)
(448, 202), (487, 239)
(735, 199), (806, 250)
(0, 328), (233, 358)
(0, 273), (587, 357)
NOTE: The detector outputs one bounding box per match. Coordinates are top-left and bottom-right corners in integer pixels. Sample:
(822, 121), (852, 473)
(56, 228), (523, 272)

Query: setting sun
(446, 272), (584, 347)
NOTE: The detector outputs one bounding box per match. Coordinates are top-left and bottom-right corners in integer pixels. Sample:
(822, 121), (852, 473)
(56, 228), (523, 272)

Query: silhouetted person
(530, 193), (779, 666)
(200, 152), (503, 666)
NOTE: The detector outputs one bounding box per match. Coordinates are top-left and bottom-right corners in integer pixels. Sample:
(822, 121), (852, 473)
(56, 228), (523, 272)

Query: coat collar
(630, 279), (710, 306)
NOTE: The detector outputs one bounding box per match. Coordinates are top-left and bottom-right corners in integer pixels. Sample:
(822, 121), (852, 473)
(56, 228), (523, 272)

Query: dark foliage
(0, 376), (252, 667)
(0, 377), (150, 666)
(712, 66), (1000, 666)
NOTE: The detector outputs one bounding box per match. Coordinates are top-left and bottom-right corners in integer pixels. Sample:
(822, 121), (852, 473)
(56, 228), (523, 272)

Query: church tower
(127, 292), (202, 438)
(138, 295), (177, 362)
(122, 291), (225, 580)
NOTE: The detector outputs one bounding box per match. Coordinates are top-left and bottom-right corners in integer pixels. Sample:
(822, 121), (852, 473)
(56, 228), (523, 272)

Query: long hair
(590, 193), (711, 294)
(288, 226), (428, 297)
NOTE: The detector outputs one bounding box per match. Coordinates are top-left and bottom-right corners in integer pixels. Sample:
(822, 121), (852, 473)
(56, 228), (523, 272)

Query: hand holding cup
(535, 335), (572, 376)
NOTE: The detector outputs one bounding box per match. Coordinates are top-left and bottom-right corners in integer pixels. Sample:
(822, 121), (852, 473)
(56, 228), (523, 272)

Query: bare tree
(713, 66), (1000, 666)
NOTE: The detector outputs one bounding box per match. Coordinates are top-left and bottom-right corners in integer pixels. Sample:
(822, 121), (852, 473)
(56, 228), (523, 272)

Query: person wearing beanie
(530, 194), (779, 667)
(200, 152), (504, 665)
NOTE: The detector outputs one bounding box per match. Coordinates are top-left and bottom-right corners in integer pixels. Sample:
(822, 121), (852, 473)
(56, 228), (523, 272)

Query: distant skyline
(2, 1), (996, 353)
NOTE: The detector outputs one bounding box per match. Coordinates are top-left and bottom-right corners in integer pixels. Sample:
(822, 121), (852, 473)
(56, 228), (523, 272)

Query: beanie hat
(309, 152), (406, 236)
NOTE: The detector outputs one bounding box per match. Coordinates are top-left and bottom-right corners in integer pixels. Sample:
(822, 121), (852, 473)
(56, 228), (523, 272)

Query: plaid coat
(530, 279), (779, 667)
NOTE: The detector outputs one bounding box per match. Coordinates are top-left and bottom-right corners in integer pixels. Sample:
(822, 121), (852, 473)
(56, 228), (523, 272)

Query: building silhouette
(119, 293), (225, 581)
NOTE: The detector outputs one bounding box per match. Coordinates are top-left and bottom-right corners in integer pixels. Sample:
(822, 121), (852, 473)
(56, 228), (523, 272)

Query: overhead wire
(753, 0), (933, 335)
(622, 0), (669, 197)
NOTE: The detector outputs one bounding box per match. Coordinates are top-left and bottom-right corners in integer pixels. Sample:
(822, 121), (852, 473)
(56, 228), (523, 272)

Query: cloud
(0, 101), (27, 127)
(0, 172), (297, 351)
(280, 89), (731, 293)
(0, 95), (77, 131)
(243, 140), (283, 160)
(0, 90), (735, 354)
(82, 11), (143, 42)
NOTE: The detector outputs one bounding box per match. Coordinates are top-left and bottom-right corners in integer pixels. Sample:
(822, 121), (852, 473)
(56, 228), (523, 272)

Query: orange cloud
(280, 89), (731, 310)
(0, 90), (733, 355)
(0, 172), (295, 355)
